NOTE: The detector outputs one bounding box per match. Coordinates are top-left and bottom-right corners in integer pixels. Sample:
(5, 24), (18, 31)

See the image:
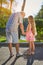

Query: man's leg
(15, 43), (19, 54)
(8, 43), (14, 56)
(6, 31), (14, 57)
(15, 43), (23, 57)
(8, 43), (12, 54)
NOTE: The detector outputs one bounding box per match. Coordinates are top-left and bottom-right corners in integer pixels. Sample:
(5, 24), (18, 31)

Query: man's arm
(20, 23), (26, 35)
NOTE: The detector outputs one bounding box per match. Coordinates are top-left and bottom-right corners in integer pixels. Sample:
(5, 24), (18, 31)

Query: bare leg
(32, 41), (35, 51)
(15, 43), (19, 54)
(8, 43), (13, 56)
(29, 41), (32, 52)
(27, 41), (32, 55)
(27, 41), (35, 55)
(31, 41), (35, 54)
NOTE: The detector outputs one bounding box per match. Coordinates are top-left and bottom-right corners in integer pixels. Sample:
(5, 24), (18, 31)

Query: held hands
(20, 23), (26, 35)
(22, 31), (26, 35)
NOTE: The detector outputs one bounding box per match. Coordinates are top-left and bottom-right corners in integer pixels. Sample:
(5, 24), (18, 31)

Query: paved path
(0, 46), (43, 65)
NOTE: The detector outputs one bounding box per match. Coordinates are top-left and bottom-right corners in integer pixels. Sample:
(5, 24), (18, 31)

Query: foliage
(35, 5), (43, 19)
(0, 7), (11, 28)
(35, 4), (43, 41)
(0, 4), (43, 42)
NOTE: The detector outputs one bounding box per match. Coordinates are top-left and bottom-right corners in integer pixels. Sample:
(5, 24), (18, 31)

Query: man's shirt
(6, 12), (23, 32)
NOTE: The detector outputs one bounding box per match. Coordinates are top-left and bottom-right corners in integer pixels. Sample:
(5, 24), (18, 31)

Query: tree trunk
(10, 0), (12, 13)
(0, 0), (2, 13)
(0, 0), (2, 9)
(21, 0), (26, 11)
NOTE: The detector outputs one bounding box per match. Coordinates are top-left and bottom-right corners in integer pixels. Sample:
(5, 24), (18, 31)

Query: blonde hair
(28, 15), (37, 36)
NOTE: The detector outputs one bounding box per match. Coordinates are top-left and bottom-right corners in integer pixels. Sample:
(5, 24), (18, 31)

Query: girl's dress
(26, 24), (35, 41)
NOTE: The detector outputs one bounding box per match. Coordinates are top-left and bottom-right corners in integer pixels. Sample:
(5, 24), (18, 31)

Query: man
(6, 11), (25, 57)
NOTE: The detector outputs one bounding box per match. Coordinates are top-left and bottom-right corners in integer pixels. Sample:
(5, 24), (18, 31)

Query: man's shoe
(16, 53), (23, 57)
(10, 53), (14, 58)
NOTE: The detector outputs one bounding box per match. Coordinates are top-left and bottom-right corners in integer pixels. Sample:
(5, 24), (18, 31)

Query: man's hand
(22, 31), (26, 35)
(20, 23), (26, 35)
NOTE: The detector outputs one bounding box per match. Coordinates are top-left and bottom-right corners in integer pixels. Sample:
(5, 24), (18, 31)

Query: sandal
(31, 51), (35, 55)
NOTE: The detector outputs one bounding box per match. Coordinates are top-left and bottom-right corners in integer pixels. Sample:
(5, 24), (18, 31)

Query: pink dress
(26, 25), (35, 41)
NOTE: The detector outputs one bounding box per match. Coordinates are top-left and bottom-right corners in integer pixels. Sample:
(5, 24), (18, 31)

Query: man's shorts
(6, 31), (19, 44)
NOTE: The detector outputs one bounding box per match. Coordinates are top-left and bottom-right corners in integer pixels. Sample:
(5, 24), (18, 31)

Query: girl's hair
(28, 15), (37, 36)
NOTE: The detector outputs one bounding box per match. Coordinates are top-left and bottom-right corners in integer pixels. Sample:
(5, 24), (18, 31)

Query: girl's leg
(31, 41), (35, 54)
(27, 41), (32, 55)
(29, 41), (32, 51)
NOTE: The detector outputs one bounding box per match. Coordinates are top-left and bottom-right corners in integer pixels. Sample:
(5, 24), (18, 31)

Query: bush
(35, 19), (43, 41)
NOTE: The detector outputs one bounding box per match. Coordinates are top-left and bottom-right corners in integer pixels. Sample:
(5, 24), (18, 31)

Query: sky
(3, 0), (43, 17)
(12, 0), (43, 17)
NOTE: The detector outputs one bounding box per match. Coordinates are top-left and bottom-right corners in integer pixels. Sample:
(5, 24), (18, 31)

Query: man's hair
(20, 11), (25, 16)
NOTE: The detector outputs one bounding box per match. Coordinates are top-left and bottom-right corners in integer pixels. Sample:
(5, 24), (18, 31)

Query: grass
(0, 36), (6, 42)
(0, 36), (27, 43)
(19, 39), (27, 43)
(0, 36), (43, 43)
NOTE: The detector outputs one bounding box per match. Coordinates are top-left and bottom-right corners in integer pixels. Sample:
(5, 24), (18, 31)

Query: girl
(26, 15), (37, 55)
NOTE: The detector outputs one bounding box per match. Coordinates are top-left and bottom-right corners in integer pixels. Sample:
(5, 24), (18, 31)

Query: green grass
(19, 39), (27, 43)
(0, 36), (27, 43)
(0, 36), (6, 42)
(0, 36), (43, 43)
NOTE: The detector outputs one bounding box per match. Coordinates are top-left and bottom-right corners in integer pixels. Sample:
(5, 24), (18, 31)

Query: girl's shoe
(27, 51), (31, 55)
(31, 51), (35, 55)
(27, 49), (32, 55)
(24, 49), (32, 56)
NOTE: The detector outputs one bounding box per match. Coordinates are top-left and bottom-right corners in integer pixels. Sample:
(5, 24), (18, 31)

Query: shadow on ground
(2, 47), (43, 65)
(26, 47), (43, 65)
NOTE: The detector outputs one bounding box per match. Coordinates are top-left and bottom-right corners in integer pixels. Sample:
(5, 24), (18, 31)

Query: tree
(10, 0), (14, 12)
(21, 0), (26, 11)
(0, 0), (8, 13)
(0, 0), (2, 8)
(35, 4), (43, 41)
(35, 4), (43, 19)
(0, 0), (8, 8)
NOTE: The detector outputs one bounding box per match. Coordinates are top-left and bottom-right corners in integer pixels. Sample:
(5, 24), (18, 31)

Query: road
(0, 45), (43, 65)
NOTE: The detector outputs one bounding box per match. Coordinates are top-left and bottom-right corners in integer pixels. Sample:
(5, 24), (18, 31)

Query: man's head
(20, 11), (25, 18)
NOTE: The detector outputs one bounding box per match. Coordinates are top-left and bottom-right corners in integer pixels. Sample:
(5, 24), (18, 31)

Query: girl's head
(28, 15), (34, 23)
(28, 15), (37, 35)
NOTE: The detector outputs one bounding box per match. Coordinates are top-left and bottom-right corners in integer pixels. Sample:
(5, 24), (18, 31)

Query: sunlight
(12, 0), (43, 17)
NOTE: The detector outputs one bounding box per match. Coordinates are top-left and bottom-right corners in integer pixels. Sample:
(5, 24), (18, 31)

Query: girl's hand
(22, 31), (26, 35)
